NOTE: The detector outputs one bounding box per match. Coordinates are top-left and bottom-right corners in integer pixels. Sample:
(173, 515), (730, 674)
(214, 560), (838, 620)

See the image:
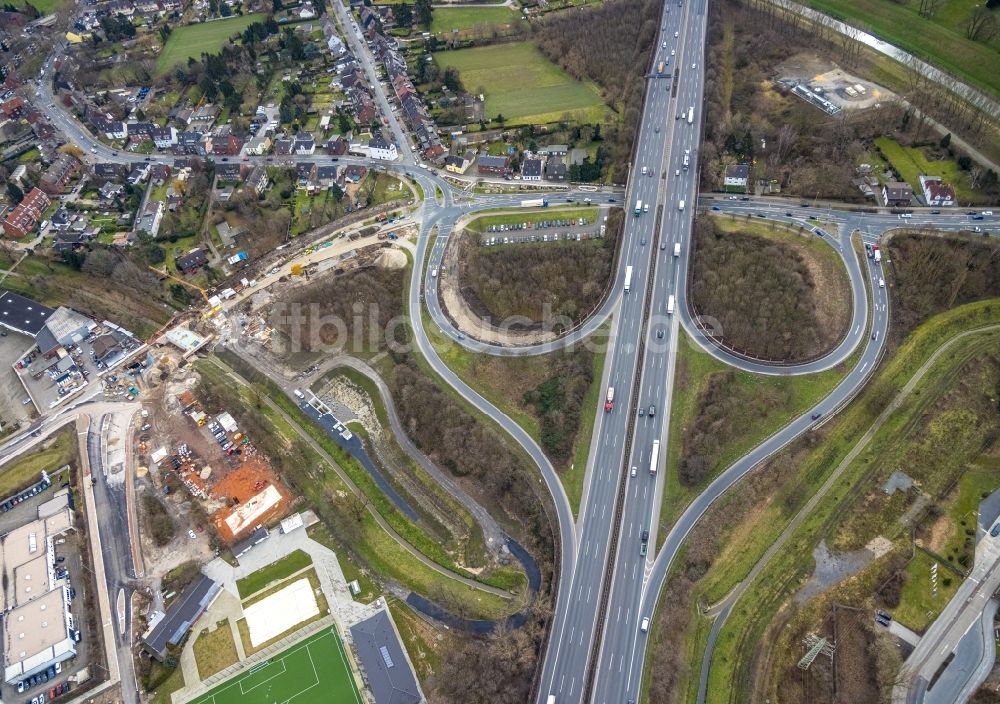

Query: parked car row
(17, 664), (62, 694)
(2, 479), (52, 512)
(208, 422), (238, 455)
(483, 231), (596, 246)
(486, 218), (589, 234)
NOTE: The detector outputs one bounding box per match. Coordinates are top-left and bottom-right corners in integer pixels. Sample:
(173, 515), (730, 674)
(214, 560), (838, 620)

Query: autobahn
(29, 22), (1000, 704)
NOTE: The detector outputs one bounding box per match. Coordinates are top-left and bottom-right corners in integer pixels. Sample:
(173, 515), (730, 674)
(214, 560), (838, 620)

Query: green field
(430, 6), (522, 35)
(434, 43), (606, 125)
(188, 627), (361, 704)
(156, 15), (264, 75)
(802, 0), (1000, 98)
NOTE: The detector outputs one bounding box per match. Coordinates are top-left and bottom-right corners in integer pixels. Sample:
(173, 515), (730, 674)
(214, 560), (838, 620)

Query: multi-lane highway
(27, 17), (1000, 704)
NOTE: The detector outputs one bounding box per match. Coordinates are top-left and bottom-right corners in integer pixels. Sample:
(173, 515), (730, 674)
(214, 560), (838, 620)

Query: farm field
(802, 0), (1000, 98)
(156, 15), (264, 75)
(187, 627), (361, 704)
(434, 42), (606, 125)
(430, 6), (523, 35)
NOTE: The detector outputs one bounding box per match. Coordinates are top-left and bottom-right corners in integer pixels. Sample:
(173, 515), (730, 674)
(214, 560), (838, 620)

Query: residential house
(39, 154), (79, 195)
(176, 248), (208, 274)
(315, 165), (339, 186)
(368, 131), (397, 161)
(175, 131), (205, 155)
(245, 166), (269, 196)
(151, 126), (177, 149)
(882, 181), (913, 207)
(211, 134), (242, 157)
(477, 155), (509, 176)
(50, 208), (72, 231)
(52, 230), (90, 253)
(342, 165), (367, 184)
(99, 181), (125, 201)
(444, 153), (473, 174)
(724, 163), (750, 191)
(127, 122), (154, 139)
(186, 104), (221, 130)
(328, 137), (349, 156)
(293, 133), (316, 155)
(539, 144), (568, 157)
(273, 137), (294, 156)
(95, 162), (128, 180)
(127, 163), (150, 186)
(135, 200), (163, 238)
(216, 162), (243, 181)
(919, 175), (956, 207)
(423, 143), (445, 164)
(545, 156), (567, 182)
(244, 134), (271, 156)
(3, 188), (51, 238)
(296, 162), (317, 186)
(215, 221), (243, 247)
(521, 158), (542, 181)
(98, 119), (127, 140)
(0, 96), (26, 119)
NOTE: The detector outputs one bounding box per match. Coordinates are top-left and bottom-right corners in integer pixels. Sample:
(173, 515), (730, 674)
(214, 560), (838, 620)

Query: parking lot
(14, 325), (146, 412)
(0, 331), (36, 429)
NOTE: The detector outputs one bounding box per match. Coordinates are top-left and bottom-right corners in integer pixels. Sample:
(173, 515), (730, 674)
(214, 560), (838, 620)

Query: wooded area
(887, 232), (1000, 337)
(699, 0), (910, 199)
(533, 0), (660, 181)
(689, 217), (830, 361)
(268, 264), (406, 354)
(523, 347), (594, 465)
(460, 208), (622, 327)
(388, 360), (553, 701)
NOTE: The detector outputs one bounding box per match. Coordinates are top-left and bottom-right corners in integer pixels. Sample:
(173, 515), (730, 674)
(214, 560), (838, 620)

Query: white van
(674, 242), (681, 257)
(667, 295), (675, 314)
(640, 617), (650, 632)
(293, 389), (305, 399)
(878, 278), (885, 288)
(641, 166), (647, 175)
(431, 268), (438, 278)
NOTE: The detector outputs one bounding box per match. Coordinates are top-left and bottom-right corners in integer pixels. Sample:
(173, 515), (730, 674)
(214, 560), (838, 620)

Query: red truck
(604, 387), (615, 412)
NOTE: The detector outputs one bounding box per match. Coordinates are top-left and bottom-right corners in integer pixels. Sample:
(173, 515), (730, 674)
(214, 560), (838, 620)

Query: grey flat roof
(0, 292), (55, 337)
(142, 574), (220, 659)
(350, 610), (422, 704)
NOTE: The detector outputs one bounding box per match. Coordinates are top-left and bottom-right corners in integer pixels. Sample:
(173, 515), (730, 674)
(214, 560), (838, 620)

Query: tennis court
(187, 627), (362, 704)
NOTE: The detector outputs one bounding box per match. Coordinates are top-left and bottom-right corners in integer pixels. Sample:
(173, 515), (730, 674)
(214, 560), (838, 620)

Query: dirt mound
(375, 247), (407, 270)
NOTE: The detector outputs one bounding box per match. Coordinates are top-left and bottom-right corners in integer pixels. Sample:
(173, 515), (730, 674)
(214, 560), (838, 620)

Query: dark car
(641, 529), (649, 541)
(991, 523), (1000, 537)
(785, 212), (793, 216)
(811, 412), (822, 420)
(608, 197), (616, 202)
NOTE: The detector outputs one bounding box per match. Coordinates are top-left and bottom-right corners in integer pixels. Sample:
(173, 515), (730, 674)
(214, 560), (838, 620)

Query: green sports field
(156, 14), (264, 76)
(434, 42), (606, 126)
(187, 627), (361, 704)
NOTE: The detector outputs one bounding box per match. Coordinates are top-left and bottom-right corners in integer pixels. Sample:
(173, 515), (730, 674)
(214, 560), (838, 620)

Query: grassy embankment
(700, 300), (1000, 700)
(0, 428), (75, 497)
(236, 549), (313, 598)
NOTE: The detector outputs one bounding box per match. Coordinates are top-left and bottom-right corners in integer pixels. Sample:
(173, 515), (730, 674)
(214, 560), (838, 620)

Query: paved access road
(896, 527), (1000, 704)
